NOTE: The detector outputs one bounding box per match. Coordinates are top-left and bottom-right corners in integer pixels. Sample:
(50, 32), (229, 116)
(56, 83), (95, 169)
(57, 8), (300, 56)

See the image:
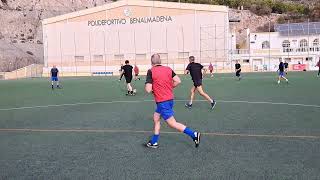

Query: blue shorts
(279, 71), (284, 77)
(51, 77), (58, 81)
(155, 100), (174, 121)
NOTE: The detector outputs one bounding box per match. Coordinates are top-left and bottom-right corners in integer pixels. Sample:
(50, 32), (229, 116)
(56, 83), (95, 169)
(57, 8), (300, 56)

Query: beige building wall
(42, 0), (229, 76)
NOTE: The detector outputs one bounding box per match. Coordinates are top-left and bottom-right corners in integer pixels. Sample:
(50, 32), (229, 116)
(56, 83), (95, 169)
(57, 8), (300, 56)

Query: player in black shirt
(277, 60), (289, 84)
(284, 61), (289, 74)
(122, 60), (135, 96)
(50, 65), (60, 89)
(185, 56), (216, 110)
(235, 61), (241, 80)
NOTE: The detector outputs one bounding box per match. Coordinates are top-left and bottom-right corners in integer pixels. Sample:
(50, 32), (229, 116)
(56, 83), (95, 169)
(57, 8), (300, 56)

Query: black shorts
(125, 76), (132, 83)
(193, 79), (202, 87)
(236, 69), (241, 77)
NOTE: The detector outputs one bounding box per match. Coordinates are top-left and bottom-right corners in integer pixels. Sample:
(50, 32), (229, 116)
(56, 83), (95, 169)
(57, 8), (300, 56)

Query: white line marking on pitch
(0, 99), (319, 111)
(0, 128), (319, 139)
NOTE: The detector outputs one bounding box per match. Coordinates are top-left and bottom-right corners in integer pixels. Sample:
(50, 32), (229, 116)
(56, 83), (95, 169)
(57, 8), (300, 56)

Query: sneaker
(146, 141), (159, 149)
(211, 101), (216, 110)
(193, 132), (201, 148)
(51, 85), (54, 90)
(185, 103), (192, 109)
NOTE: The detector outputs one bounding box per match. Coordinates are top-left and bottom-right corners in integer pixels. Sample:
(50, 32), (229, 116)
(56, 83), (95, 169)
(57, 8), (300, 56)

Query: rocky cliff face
(0, 0), (113, 71)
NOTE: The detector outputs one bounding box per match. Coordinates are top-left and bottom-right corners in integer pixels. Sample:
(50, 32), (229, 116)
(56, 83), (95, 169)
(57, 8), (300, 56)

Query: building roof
(275, 22), (320, 36)
(42, 0), (228, 25)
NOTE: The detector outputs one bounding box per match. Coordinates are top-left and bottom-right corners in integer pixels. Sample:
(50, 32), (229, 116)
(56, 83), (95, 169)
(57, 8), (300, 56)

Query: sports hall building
(233, 22), (320, 72)
(42, 0), (231, 76)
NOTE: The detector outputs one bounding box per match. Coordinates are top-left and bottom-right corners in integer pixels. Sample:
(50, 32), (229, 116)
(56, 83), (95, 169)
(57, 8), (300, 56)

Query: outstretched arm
(172, 75), (181, 88)
(145, 83), (153, 93)
(145, 69), (153, 93)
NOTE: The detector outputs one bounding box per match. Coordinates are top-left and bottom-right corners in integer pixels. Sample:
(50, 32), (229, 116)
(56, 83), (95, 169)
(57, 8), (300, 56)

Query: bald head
(151, 54), (161, 65)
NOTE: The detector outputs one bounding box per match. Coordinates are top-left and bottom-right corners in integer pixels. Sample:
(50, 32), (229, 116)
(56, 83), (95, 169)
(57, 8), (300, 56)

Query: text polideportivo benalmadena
(88, 16), (173, 26)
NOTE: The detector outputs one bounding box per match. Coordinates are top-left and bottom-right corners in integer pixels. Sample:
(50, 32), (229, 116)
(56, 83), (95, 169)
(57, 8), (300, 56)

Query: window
(158, 53), (168, 60)
(261, 41), (270, 49)
(178, 52), (189, 59)
(299, 39), (308, 52)
(114, 54), (124, 60)
(93, 55), (103, 62)
(243, 59), (250, 63)
(135, 53), (146, 60)
(282, 40), (290, 48)
(313, 39), (319, 47)
(282, 40), (292, 52)
(75, 56), (84, 62)
(299, 39), (308, 47)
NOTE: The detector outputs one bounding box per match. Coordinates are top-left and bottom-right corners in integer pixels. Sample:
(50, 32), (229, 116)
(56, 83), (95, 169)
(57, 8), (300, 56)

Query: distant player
(316, 58), (320, 77)
(145, 53), (201, 148)
(284, 60), (289, 74)
(185, 56), (216, 110)
(277, 60), (289, 84)
(134, 64), (141, 81)
(122, 60), (135, 96)
(119, 64), (124, 81)
(209, 62), (214, 78)
(50, 65), (60, 89)
(235, 61), (241, 80)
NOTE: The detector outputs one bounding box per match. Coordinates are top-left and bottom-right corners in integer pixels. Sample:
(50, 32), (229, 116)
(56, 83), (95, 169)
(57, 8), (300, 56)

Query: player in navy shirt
(185, 56), (216, 110)
(277, 60), (289, 84)
(50, 65), (60, 89)
(235, 61), (241, 80)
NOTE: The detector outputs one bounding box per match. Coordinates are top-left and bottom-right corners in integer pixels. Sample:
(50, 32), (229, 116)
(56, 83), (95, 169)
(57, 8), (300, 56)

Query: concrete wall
(42, 0), (229, 76)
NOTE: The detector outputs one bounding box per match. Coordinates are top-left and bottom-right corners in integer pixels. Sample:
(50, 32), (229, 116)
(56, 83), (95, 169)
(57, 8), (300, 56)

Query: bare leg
(127, 83), (133, 91)
(196, 86), (213, 103)
(153, 112), (161, 135)
(166, 116), (186, 132)
(189, 86), (196, 105)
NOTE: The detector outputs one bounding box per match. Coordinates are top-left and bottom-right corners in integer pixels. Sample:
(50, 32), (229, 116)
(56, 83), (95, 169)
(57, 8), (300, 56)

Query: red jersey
(317, 61), (320, 67)
(209, 63), (213, 71)
(145, 65), (176, 103)
(134, 65), (139, 74)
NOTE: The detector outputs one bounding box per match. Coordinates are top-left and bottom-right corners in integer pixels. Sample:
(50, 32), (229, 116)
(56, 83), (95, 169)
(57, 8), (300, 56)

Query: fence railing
(1, 64), (43, 80)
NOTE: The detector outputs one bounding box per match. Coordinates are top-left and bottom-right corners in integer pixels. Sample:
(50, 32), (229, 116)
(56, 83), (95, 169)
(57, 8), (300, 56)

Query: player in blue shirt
(50, 65), (60, 89)
(277, 60), (289, 84)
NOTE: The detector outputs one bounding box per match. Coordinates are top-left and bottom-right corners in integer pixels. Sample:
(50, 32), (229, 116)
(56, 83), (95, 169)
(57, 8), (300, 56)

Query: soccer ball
(133, 89), (137, 94)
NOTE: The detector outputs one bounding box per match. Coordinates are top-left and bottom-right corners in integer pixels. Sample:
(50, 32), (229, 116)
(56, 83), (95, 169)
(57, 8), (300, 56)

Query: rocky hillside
(0, 0), (113, 71)
(0, 0), (318, 71)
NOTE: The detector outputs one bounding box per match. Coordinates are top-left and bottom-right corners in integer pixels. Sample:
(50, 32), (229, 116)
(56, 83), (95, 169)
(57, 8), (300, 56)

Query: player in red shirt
(209, 62), (214, 78)
(134, 64), (140, 81)
(145, 54), (201, 148)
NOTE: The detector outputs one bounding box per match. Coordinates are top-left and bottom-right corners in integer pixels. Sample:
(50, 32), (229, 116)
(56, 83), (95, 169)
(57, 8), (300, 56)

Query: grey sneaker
(146, 141), (159, 149)
(185, 103), (192, 109)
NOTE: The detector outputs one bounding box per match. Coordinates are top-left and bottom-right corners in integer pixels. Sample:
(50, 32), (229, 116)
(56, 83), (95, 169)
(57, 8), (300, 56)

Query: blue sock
(183, 127), (196, 139)
(151, 134), (159, 144)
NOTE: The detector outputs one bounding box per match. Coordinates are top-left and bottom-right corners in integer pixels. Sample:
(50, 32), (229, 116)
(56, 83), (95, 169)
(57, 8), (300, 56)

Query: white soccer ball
(133, 89), (137, 93)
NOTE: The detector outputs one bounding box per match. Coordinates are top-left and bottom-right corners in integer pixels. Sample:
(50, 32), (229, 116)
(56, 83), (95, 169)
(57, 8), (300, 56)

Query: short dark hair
(189, 56), (195, 62)
(125, 60), (129, 64)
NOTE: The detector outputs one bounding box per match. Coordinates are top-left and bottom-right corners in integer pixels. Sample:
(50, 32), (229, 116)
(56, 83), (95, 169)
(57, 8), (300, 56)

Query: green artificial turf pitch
(0, 71), (320, 180)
